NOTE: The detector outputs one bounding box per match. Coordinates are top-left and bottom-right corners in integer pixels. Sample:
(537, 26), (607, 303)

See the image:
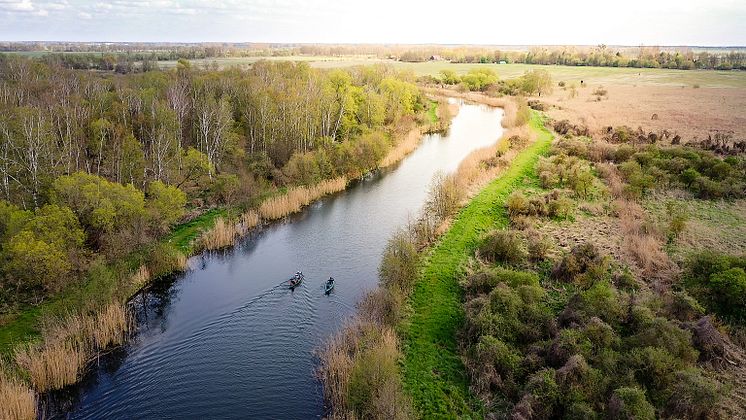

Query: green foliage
(0, 203), (86, 299)
(518, 69), (553, 96)
(379, 231), (420, 294)
(613, 146), (746, 199)
(146, 181), (187, 232)
(459, 68), (498, 91)
(684, 251), (746, 322)
(609, 387), (656, 420)
(51, 172), (147, 239)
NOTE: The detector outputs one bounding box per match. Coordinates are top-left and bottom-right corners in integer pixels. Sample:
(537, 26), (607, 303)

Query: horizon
(3, 41), (746, 49)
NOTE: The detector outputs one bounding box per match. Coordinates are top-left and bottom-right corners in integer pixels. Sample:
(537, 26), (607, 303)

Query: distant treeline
(0, 55), (425, 303)
(3, 43), (745, 71)
(396, 46), (746, 70)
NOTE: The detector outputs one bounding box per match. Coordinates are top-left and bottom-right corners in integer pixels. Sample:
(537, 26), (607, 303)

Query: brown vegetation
(15, 303), (130, 392)
(542, 84), (746, 141)
(258, 177), (347, 220)
(0, 365), (36, 420)
(380, 127), (424, 168)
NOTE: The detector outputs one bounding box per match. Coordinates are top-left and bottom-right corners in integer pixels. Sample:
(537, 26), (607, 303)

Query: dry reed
(380, 128), (423, 168)
(237, 210), (260, 235)
(0, 365), (36, 420)
(198, 217), (239, 250)
(259, 177), (347, 220)
(615, 199), (675, 286)
(15, 303), (130, 392)
(131, 264), (151, 288)
(16, 341), (87, 391)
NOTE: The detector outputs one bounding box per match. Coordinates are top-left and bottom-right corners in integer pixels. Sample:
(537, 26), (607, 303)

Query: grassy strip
(165, 208), (228, 254)
(426, 100), (439, 124)
(400, 112), (552, 417)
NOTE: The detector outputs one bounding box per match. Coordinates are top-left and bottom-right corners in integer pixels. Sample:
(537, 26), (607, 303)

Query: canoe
(289, 273), (304, 289)
(324, 280), (334, 294)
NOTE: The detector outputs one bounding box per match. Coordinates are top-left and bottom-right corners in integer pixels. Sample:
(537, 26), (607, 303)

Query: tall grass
(0, 365), (36, 420)
(237, 210), (260, 235)
(380, 128), (423, 168)
(198, 217), (239, 250)
(318, 320), (412, 420)
(14, 303), (130, 392)
(131, 264), (151, 288)
(259, 177), (347, 220)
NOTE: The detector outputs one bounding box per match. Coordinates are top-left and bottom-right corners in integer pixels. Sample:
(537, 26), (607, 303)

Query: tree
(460, 68), (498, 91)
(146, 180), (186, 232)
(520, 70), (554, 96)
(50, 172), (147, 245)
(176, 148), (212, 189)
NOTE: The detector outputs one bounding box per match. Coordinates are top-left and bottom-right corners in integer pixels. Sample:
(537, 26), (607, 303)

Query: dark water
(63, 101), (504, 419)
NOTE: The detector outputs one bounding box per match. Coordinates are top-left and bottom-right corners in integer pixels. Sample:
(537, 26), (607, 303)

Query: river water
(62, 100), (504, 419)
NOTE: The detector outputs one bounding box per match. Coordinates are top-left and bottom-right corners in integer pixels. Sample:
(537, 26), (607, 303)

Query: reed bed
(0, 365), (36, 420)
(237, 210), (260, 235)
(455, 125), (536, 196)
(259, 177), (347, 220)
(318, 319), (411, 420)
(131, 264), (151, 288)
(15, 303), (130, 392)
(380, 128), (423, 168)
(198, 217), (239, 250)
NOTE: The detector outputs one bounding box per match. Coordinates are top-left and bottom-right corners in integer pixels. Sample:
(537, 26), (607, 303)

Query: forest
(0, 55), (426, 307)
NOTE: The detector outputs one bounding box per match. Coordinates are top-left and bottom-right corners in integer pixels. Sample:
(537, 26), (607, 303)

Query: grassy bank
(399, 112), (552, 417)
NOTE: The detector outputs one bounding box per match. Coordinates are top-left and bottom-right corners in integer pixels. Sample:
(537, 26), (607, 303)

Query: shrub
(608, 387), (655, 420)
(506, 191), (530, 218)
(379, 231), (419, 293)
(479, 229), (528, 266)
(665, 368), (722, 419)
(551, 243), (605, 284)
(524, 228), (551, 261)
(146, 242), (187, 278)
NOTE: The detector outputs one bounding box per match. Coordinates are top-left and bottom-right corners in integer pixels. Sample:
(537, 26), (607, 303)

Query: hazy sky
(1, 0), (745, 45)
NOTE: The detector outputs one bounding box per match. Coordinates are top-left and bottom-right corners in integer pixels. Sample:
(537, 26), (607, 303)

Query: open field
(155, 56), (746, 89)
(541, 84), (746, 139)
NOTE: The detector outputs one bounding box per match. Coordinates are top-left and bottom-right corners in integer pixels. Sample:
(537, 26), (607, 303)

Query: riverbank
(399, 112), (552, 417)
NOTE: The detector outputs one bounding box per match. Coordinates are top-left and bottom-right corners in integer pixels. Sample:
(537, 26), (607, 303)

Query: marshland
(2, 2), (746, 419)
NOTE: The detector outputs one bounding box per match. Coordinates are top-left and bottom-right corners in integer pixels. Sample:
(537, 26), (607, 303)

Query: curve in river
(62, 100), (504, 419)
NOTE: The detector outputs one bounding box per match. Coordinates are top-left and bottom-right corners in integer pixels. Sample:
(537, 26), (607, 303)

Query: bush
(379, 231), (419, 293)
(665, 368), (722, 418)
(506, 191), (530, 218)
(608, 387), (655, 420)
(479, 230), (528, 266)
(551, 243), (605, 284)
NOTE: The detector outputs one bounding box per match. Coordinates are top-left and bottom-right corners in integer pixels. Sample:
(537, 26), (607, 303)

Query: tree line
(0, 55), (424, 304)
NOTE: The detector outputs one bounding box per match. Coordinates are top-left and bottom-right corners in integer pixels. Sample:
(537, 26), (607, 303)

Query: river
(59, 100), (505, 419)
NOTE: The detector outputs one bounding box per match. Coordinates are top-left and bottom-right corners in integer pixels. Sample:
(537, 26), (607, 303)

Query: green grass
(164, 207), (227, 254)
(399, 112), (553, 417)
(426, 100), (439, 124)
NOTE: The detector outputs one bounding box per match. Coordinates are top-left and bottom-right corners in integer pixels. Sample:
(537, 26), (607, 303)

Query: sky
(1, 0), (745, 46)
